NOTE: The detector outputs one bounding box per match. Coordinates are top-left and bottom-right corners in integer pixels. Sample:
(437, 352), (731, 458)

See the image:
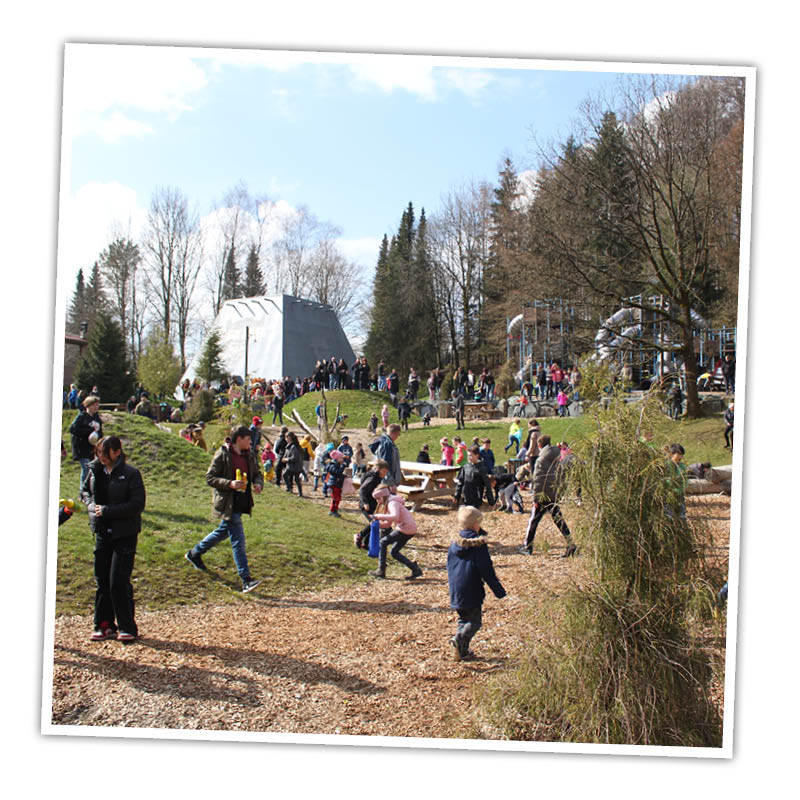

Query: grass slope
(57, 412), (370, 616)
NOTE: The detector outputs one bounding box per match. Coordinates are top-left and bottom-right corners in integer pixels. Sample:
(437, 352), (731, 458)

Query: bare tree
(429, 181), (492, 368)
(271, 205), (320, 296)
(173, 211), (204, 370)
(98, 232), (141, 361)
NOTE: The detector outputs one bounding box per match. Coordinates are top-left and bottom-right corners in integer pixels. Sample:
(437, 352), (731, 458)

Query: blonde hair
(457, 505), (483, 530)
(83, 395), (100, 408)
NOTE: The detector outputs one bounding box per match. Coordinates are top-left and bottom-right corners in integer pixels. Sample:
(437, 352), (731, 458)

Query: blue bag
(367, 519), (381, 558)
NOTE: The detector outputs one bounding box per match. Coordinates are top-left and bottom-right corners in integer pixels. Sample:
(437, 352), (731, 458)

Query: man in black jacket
(81, 435), (146, 642)
(722, 354), (735, 394)
(452, 391), (465, 430)
(70, 395), (102, 494)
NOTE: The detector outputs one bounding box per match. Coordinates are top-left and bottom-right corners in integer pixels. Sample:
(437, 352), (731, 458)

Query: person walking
(370, 487), (423, 580)
(82, 435), (146, 642)
(70, 394), (103, 494)
(282, 431), (305, 496)
(397, 396), (412, 430)
(504, 420), (522, 454)
(273, 426), (289, 487)
(323, 449), (347, 517)
(447, 505), (506, 661)
(185, 426), (264, 592)
(723, 402), (735, 449)
(453, 391), (465, 430)
(520, 435), (576, 557)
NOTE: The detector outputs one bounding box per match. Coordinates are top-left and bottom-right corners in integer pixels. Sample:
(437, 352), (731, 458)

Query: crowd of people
(62, 342), (734, 656)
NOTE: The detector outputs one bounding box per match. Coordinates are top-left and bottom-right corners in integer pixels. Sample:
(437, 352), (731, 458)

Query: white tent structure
(179, 294), (356, 389)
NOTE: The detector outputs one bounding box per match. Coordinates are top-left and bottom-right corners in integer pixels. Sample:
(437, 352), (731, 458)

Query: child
(367, 412), (379, 435)
(324, 450), (347, 516)
(557, 388), (570, 417)
(381, 403), (390, 431)
(494, 471), (524, 513)
(453, 446), (495, 509)
(338, 435), (354, 462)
(666, 443), (688, 521)
(354, 460), (390, 549)
(453, 437), (467, 467)
(416, 443), (431, 464)
(261, 441), (276, 482)
(440, 436), (454, 466)
(353, 442), (368, 478)
(447, 505), (506, 661)
(422, 412), (431, 427)
(370, 487), (422, 580)
(504, 420), (522, 453)
(479, 439), (495, 473)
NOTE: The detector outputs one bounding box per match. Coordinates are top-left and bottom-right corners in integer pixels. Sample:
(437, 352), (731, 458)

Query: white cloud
(337, 236), (383, 267)
(59, 181), (147, 280)
(515, 169), (540, 209)
(63, 44), (209, 140)
(349, 60), (438, 100)
(93, 111), (154, 143)
(439, 68), (495, 98)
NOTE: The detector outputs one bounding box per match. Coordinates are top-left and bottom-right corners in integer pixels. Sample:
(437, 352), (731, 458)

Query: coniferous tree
(195, 328), (227, 384)
(136, 329), (183, 398)
(221, 245), (239, 301)
(67, 268), (88, 335)
(242, 243), (265, 297)
(74, 311), (133, 401)
(365, 235), (392, 366)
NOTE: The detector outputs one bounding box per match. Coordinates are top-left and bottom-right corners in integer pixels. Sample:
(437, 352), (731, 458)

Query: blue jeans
(194, 513), (250, 579)
(79, 458), (91, 495)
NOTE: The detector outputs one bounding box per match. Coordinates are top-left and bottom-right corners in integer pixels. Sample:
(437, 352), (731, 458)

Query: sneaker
(185, 549), (207, 571)
(405, 563), (423, 580)
(242, 578), (262, 593)
(517, 545), (533, 555)
(329, 510), (341, 518)
(450, 637), (462, 662)
(117, 631), (137, 643)
(370, 568), (386, 579)
(562, 544), (577, 558)
(90, 624), (117, 641)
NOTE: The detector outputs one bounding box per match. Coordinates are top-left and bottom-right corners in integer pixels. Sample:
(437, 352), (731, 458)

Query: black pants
(94, 533), (137, 635)
(455, 412), (464, 429)
(275, 459), (286, 486)
(284, 469), (303, 495)
(454, 606), (482, 656)
(724, 424), (734, 447)
(524, 502), (571, 550)
(378, 530), (415, 570)
(272, 406), (284, 424)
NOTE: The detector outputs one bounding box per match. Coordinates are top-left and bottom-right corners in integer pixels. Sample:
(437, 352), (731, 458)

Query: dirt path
(50, 489), (730, 739)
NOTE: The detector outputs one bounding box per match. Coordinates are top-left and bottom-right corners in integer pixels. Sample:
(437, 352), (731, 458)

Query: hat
(372, 486), (391, 500)
(252, 416), (263, 425)
(330, 450), (344, 461)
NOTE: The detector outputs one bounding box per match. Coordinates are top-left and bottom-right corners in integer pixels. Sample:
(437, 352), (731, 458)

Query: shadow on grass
(145, 509), (210, 525)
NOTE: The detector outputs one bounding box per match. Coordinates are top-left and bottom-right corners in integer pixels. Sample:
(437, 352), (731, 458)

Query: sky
(58, 46), (717, 352)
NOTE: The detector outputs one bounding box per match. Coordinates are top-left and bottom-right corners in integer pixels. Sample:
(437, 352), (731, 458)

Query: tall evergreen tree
(195, 328), (227, 384)
(242, 243), (265, 297)
(74, 311), (133, 400)
(407, 208), (440, 368)
(67, 268), (87, 335)
(221, 245), (239, 301)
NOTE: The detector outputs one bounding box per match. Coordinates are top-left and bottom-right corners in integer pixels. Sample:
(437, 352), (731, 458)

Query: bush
(184, 390), (215, 423)
(473, 386), (722, 746)
(495, 359), (518, 398)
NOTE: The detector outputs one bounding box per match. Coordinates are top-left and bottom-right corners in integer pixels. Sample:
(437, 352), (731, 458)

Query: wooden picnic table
(352, 461), (462, 511)
(397, 460), (461, 511)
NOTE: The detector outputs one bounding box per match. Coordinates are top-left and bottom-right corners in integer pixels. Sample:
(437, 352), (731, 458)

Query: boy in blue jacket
(446, 505), (506, 661)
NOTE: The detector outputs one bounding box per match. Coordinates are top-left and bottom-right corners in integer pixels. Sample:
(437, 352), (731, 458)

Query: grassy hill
(57, 411), (371, 615)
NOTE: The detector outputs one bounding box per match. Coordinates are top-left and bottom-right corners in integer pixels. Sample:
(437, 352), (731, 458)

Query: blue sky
(61, 48), (640, 284)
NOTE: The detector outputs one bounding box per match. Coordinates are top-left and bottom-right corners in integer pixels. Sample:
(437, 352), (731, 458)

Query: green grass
(285, 388), (396, 430)
(57, 411), (372, 616)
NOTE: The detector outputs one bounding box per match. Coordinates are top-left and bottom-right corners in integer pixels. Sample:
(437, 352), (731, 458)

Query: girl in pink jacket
(440, 436), (454, 466)
(370, 488), (422, 580)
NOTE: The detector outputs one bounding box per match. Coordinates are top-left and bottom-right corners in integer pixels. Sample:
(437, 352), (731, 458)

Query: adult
(537, 365), (547, 400)
(135, 393), (155, 419)
(397, 396), (412, 430)
(369, 423), (403, 488)
(377, 359), (387, 392)
(67, 383), (79, 409)
(69, 395), (102, 494)
(523, 420), (541, 474)
(453, 391), (465, 430)
(282, 431), (305, 496)
(723, 402), (735, 449)
(271, 386), (285, 425)
(570, 366), (582, 402)
(358, 357), (371, 391)
(387, 369), (400, 400)
(667, 381), (683, 421)
(520, 435), (576, 557)
(551, 362), (564, 393)
(185, 426), (264, 592)
(273, 426), (289, 487)
(408, 368), (420, 401)
(82, 436), (146, 642)
(722, 354), (736, 395)
(485, 370), (495, 402)
(427, 371), (436, 403)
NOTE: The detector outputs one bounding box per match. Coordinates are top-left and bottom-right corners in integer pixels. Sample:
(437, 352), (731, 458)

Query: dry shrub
(473, 380), (723, 746)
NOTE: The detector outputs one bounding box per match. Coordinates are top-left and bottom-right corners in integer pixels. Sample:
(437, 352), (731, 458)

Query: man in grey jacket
(520, 435), (576, 558)
(369, 423), (403, 487)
